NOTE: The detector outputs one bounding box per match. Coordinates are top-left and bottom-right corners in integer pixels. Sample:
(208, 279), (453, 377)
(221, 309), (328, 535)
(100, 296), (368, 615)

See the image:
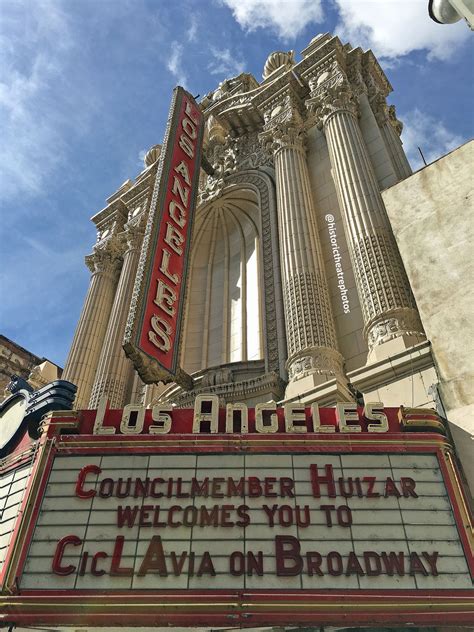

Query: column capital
(306, 70), (358, 128)
(85, 235), (123, 275)
(259, 103), (306, 154)
(124, 215), (145, 252)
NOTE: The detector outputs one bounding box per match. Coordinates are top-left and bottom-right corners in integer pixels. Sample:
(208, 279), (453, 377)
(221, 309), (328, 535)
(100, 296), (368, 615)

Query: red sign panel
(124, 87), (204, 388)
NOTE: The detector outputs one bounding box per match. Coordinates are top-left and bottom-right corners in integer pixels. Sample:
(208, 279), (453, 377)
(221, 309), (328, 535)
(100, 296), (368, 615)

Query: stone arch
(181, 168), (286, 380)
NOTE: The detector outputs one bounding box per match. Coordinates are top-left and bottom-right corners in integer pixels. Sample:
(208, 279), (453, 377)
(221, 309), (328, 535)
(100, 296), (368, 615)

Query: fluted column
(89, 219), (144, 408)
(260, 108), (346, 395)
(372, 95), (412, 181)
(308, 75), (424, 360)
(143, 382), (167, 407)
(62, 237), (122, 409)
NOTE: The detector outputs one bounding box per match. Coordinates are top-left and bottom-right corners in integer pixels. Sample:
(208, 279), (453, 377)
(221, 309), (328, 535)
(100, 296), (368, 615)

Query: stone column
(308, 75), (424, 361)
(372, 95), (412, 181)
(62, 238), (122, 409)
(143, 382), (167, 407)
(89, 219), (144, 408)
(260, 108), (348, 398)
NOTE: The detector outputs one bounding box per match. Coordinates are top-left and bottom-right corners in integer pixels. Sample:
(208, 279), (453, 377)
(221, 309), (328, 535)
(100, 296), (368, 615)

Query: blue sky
(0, 0), (472, 368)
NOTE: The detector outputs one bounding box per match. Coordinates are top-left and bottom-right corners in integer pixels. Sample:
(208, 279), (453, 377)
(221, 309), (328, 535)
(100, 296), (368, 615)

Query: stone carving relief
(199, 132), (273, 204)
(259, 101), (306, 154)
(306, 66), (359, 128)
(388, 105), (403, 136)
(284, 271), (338, 358)
(167, 370), (286, 408)
(366, 308), (425, 351)
(346, 56), (367, 99)
(201, 368), (233, 387)
(352, 231), (417, 324)
(262, 50), (295, 80)
(287, 346), (344, 381)
(124, 213), (146, 252)
(85, 235), (123, 277)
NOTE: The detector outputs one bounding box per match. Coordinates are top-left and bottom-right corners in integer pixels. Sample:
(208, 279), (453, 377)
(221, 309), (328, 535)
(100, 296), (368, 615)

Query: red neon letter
(76, 464), (101, 499)
(52, 535), (82, 575)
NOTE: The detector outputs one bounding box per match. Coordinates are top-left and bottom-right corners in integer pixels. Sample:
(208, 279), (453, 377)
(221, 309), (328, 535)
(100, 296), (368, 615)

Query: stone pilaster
(260, 106), (348, 398)
(371, 95), (412, 181)
(307, 72), (424, 361)
(62, 237), (122, 409)
(89, 219), (144, 408)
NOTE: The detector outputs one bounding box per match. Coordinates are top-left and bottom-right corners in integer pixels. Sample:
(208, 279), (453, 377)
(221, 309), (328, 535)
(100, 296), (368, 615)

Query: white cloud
(137, 149), (148, 167)
(166, 42), (188, 88)
(400, 108), (465, 170)
(334, 0), (470, 61)
(0, 1), (97, 204)
(0, 3), (70, 200)
(187, 14), (198, 42)
(220, 0), (324, 40)
(208, 47), (246, 77)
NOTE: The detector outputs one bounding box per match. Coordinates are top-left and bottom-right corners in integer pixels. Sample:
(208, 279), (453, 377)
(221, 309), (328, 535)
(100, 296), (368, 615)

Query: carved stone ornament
(306, 70), (358, 128)
(198, 142), (233, 203)
(85, 235), (123, 276)
(124, 214), (145, 252)
(144, 144), (162, 167)
(164, 371), (286, 408)
(365, 307), (425, 351)
(199, 132), (273, 204)
(262, 50), (295, 80)
(370, 91), (390, 126)
(388, 105), (403, 136)
(287, 346), (344, 381)
(259, 105), (306, 154)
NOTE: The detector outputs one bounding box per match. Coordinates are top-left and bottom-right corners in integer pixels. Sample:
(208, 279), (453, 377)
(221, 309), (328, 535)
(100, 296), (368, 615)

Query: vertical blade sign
(123, 87), (204, 389)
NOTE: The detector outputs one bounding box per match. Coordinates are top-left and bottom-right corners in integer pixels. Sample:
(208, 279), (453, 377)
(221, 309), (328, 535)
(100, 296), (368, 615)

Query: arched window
(181, 186), (263, 373)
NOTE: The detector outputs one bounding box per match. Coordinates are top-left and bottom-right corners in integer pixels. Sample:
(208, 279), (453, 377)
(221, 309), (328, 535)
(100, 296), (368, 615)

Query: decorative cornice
(161, 371), (286, 408)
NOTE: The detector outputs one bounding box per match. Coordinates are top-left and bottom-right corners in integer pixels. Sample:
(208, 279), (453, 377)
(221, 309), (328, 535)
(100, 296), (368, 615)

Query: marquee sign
(1, 401), (473, 627)
(123, 87), (204, 389)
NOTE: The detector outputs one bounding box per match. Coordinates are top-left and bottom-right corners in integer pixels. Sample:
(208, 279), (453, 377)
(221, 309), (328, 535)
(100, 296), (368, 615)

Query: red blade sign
(124, 87), (204, 389)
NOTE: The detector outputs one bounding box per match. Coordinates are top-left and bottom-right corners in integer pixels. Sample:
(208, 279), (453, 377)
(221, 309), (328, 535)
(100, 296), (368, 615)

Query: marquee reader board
(0, 401), (473, 627)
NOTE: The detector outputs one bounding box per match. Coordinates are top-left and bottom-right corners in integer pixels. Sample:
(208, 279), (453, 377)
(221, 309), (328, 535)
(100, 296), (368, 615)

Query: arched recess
(180, 168), (287, 380)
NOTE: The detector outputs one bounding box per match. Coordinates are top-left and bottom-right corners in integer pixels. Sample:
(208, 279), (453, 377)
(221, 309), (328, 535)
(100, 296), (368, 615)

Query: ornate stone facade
(64, 33), (431, 410)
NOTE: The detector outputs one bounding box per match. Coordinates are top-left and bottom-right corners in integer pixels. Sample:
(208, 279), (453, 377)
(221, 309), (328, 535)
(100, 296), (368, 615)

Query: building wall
(0, 335), (41, 395)
(63, 35), (436, 420)
(382, 140), (474, 492)
(0, 335), (62, 398)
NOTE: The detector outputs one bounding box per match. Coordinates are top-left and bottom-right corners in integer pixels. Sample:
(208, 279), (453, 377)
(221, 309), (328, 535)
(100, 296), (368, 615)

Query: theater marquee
(1, 401), (473, 627)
